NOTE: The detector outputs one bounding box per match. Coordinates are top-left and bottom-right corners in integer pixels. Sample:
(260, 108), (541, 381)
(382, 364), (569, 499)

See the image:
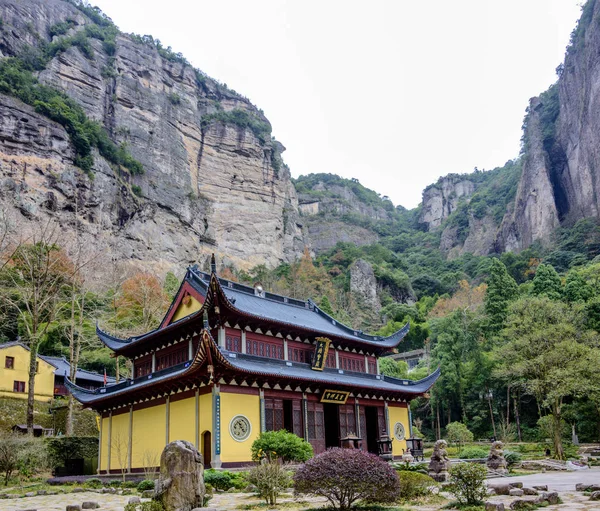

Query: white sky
(91, 0), (583, 209)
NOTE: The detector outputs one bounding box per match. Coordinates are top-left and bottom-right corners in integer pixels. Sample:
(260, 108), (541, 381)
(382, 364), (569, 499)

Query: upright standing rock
(487, 441), (508, 475)
(155, 440), (205, 511)
(428, 440), (451, 482)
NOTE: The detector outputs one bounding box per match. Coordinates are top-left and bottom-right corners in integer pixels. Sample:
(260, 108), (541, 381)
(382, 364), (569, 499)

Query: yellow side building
(0, 342), (56, 401)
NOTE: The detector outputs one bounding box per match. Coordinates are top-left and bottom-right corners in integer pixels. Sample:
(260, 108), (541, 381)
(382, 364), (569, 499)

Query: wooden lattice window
(247, 338), (284, 360)
(225, 334), (241, 352)
(339, 404), (356, 438)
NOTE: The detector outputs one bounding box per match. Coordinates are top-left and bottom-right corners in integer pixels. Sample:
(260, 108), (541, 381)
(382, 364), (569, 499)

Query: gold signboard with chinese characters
(311, 337), (331, 371)
(320, 389), (350, 404)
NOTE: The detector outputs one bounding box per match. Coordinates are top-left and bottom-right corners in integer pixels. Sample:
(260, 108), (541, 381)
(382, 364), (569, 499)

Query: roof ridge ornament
(210, 253), (217, 274)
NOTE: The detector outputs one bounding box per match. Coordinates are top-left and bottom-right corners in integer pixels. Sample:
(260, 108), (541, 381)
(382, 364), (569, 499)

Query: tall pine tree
(484, 259), (518, 334)
(532, 264), (562, 300)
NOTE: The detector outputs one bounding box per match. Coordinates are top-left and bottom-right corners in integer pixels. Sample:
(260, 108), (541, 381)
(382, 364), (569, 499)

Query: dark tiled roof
(39, 355), (115, 384)
(218, 348), (440, 394)
(188, 267), (409, 348)
(65, 360), (195, 404)
(96, 267), (410, 354)
(67, 328), (440, 406)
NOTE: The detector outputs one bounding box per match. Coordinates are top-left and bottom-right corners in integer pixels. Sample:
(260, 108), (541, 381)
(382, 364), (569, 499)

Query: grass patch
(442, 502), (486, 511)
(237, 501), (310, 510)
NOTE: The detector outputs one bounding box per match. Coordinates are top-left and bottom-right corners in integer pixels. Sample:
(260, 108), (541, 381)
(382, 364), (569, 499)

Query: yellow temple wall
(131, 402), (167, 469)
(388, 403), (409, 457)
(109, 411), (130, 472)
(169, 395), (196, 445)
(99, 415), (110, 472)
(171, 295), (202, 323)
(199, 392), (212, 450)
(220, 391), (260, 463)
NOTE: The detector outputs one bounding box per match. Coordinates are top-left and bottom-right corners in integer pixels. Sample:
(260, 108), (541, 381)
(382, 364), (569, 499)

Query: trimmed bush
(84, 477), (103, 489)
(137, 479), (155, 491)
(397, 471), (436, 500)
(251, 430), (313, 463)
(504, 451), (523, 467)
(204, 469), (245, 491)
(294, 448), (400, 511)
(459, 447), (489, 459)
(448, 463), (487, 505)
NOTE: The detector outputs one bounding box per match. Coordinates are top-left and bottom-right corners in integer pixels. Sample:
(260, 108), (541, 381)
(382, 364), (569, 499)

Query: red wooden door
(307, 402), (325, 454)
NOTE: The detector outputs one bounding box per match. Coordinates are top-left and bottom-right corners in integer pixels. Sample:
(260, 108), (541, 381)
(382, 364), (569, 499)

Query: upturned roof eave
(69, 328), (439, 409)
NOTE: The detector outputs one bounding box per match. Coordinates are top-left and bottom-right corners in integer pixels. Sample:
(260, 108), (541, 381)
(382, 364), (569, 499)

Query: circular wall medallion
(229, 415), (252, 442)
(393, 422), (406, 441)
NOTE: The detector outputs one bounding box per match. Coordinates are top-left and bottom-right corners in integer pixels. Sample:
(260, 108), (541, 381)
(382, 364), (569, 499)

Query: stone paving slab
(0, 491), (132, 511)
(488, 467), (600, 492)
(489, 492), (600, 511)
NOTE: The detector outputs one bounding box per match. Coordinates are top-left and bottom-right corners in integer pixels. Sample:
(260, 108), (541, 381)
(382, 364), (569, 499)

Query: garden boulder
(155, 440), (205, 511)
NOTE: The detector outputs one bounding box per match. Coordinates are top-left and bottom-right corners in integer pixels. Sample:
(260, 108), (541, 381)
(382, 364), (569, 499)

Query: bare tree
(111, 430), (132, 482)
(141, 449), (160, 480)
(0, 221), (75, 434)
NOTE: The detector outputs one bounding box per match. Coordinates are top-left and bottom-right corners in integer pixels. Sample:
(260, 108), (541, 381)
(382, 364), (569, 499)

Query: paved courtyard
(0, 491), (132, 511)
(0, 469), (598, 511)
(489, 467), (600, 492)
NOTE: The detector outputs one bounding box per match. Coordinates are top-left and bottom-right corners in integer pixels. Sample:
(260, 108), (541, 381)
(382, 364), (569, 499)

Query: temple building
(68, 258), (440, 472)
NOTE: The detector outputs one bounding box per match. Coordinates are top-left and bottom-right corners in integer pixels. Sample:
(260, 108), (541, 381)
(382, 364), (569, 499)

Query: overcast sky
(91, 0), (582, 209)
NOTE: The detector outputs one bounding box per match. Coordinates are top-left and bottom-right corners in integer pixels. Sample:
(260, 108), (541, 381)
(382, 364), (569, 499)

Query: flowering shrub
(448, 462), (488, 505)
(251, 430), (313, 462)
(294, 448), (400, 510)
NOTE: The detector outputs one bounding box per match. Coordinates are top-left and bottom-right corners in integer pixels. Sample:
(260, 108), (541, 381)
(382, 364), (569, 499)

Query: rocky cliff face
(296, 176), (395, 254)
(0, 0), (304, 272)
(497, 98), (560, 251)
(497, 0), (600, 251)
(419, 177), (475, 230)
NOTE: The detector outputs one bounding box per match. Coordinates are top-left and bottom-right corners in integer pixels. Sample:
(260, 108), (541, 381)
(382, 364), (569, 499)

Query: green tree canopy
(532, 263), (562, 300)
(494, 297), (600, 458)
(484, 258), (518, 333)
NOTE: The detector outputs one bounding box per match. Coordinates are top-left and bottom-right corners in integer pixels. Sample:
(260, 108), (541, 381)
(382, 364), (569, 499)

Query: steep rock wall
(419, 177), (475, 230)
(497, 98), (560, 252)
(0, 0), (304, 272)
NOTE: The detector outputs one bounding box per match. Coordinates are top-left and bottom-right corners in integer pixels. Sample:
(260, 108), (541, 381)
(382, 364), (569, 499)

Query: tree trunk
(514, 392), (522, 442)
(552, 401), (564, 460)
(26, 340), (39, 434)
(506, 385), (511, 425)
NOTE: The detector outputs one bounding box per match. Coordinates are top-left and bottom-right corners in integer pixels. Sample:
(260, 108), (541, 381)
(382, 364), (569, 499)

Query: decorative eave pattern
(68, 327), (440, 410)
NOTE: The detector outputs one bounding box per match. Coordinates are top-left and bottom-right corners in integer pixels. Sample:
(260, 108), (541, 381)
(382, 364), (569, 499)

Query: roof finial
(210, 253), (216, 274)
(203, 310), (209, 329)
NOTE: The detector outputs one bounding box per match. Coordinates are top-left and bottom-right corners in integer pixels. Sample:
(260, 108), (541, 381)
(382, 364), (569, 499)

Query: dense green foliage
(204, 469), (247, 491)
(396, 471), (436, 500)
(46, 437), (98, 469)
(201, 108), (271, 144)
(251, 429), (313, 462)
(448, 463), (488, 505)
